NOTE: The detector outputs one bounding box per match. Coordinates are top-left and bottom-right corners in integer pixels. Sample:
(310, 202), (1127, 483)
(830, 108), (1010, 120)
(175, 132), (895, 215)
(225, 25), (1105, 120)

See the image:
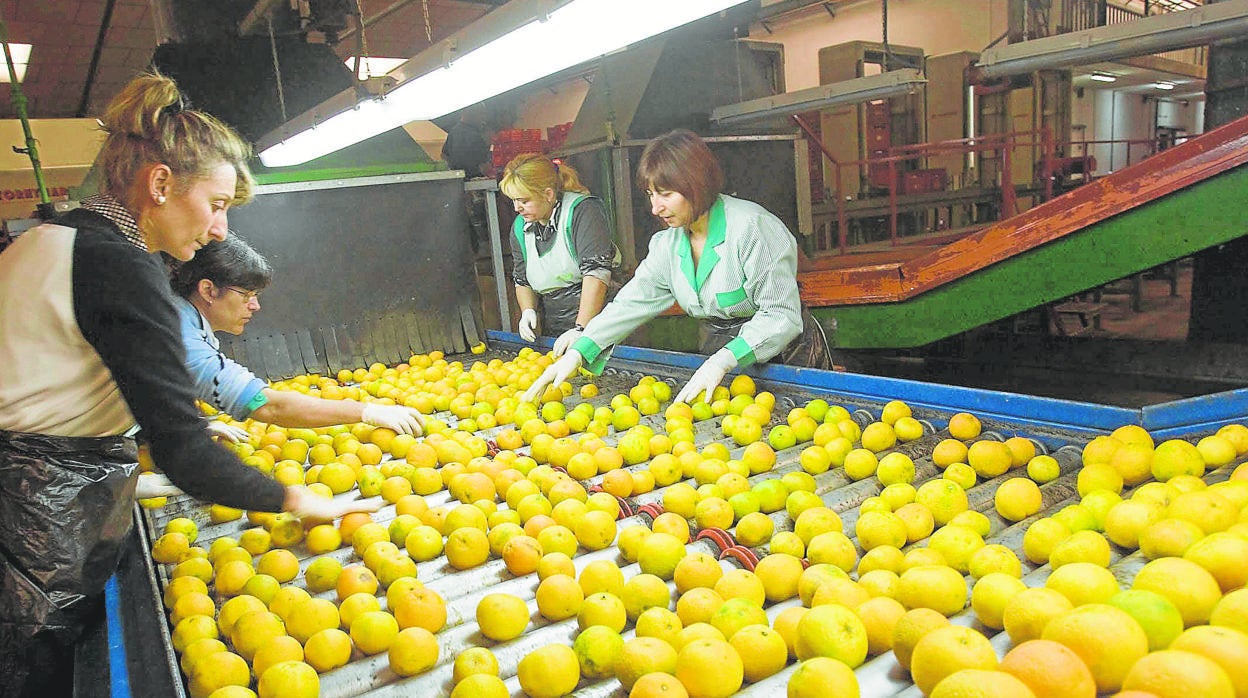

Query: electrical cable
(267, 15), (288, 121)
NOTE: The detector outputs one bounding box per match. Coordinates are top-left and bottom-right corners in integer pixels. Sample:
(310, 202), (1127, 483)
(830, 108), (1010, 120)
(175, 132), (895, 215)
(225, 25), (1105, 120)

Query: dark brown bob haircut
(636, 129), (724, 221)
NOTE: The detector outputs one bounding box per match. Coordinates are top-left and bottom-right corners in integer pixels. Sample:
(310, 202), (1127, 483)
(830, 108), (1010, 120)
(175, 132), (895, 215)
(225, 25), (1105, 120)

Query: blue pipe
(105, 575), (131, 696)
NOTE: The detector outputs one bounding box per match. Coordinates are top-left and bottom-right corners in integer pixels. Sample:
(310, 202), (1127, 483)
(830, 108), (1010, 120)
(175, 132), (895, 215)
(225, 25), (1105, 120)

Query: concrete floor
(1058, 261), (1192, 342)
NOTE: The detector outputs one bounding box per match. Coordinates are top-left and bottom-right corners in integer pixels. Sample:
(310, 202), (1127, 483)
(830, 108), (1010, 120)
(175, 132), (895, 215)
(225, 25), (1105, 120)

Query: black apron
(538, 283), (583, 338)
(698, 306), (836, 370)
(0, 430), (139, 696)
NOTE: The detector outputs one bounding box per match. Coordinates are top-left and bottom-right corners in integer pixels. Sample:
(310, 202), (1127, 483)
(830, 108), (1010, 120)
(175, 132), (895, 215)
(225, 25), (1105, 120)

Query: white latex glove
(135, 473), (183, 499)
(285, 486), (384, 524)
(361, 404), (425, 436)
(674, 350), (738, 405)
(522, 349), (583, 403)
(518, 308), (538, 342)
(206, 421), (250, 443)
(552, 327), (582, 358)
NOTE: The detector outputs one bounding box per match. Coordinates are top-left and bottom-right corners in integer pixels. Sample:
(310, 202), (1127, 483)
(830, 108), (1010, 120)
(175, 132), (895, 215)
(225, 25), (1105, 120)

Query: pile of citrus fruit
(145, 346), (1248, 698)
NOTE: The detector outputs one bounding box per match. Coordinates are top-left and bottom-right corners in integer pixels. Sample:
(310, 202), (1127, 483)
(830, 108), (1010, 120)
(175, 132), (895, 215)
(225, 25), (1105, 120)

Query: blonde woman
(0, 72), (375, 693)
(501, 153), (619, 354)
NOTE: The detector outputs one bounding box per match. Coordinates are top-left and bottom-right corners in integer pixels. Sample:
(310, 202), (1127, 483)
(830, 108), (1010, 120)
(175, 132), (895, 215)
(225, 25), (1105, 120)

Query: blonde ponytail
(500, 153), (589, 201)
(97, 71), (255, 205)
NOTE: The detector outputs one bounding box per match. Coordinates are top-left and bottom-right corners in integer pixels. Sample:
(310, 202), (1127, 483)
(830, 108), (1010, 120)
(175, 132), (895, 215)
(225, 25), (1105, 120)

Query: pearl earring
(156, 194), (166, 204)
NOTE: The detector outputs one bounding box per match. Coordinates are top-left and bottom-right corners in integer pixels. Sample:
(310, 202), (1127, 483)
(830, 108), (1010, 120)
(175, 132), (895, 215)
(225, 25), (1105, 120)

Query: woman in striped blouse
(525, 129), (832, 405)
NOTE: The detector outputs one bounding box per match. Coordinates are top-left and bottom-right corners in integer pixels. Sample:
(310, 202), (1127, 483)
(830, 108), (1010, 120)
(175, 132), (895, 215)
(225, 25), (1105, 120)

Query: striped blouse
(572, 194), (803, 369)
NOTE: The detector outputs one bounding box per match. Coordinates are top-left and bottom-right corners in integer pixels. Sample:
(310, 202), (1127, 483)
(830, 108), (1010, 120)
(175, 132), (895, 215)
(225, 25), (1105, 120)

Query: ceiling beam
(239, 0), (286, 36)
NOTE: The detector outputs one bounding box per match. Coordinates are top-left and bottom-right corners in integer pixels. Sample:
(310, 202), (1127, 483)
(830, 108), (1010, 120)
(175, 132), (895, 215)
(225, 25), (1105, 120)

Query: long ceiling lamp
(258, 0), (750, 167)
(711, 69), (927, 126)
(973, 0), (1248, 80)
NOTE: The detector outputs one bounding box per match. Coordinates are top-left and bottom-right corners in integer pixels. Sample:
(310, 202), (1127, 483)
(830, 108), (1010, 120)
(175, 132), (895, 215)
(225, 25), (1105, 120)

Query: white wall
(751, 0), (1009, 90)
(1081, 87), (1204, 174)
(513, 77), (591, 131)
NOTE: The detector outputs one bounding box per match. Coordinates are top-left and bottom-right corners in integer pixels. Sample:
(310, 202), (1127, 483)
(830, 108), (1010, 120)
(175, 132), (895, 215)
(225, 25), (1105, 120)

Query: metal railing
(806, 130), (1167, 254)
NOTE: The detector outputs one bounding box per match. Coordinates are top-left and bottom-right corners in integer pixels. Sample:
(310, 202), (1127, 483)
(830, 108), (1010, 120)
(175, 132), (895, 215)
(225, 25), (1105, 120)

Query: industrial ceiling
(0, 0), (503, 119)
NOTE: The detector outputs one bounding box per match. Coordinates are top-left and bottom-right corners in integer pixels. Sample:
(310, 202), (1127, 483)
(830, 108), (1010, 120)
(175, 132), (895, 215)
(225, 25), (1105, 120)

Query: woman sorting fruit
(501, 153), (620, 356)
(170, 234), (425, 435)
(524, 129), (833, 406)
(0, 72), (375, 695)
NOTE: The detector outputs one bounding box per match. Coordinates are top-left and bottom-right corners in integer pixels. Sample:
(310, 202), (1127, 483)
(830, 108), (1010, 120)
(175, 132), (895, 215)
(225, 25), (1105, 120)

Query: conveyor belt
(114, 336), (1247, 697)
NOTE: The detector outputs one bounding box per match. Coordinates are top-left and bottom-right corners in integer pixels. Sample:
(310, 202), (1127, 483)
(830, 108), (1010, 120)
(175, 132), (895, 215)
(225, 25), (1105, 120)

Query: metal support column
(467, 178), (510, 332)
(611, 146), (637, 269)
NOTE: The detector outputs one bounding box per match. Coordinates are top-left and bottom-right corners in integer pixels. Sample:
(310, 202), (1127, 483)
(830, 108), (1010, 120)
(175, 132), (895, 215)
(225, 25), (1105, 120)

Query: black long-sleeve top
(0, 200), (286, 512)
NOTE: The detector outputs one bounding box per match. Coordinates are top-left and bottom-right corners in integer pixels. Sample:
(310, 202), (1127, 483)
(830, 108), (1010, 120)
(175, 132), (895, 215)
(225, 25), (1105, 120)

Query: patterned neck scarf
(81, 194), (147, 251)
(525, 197), (562, 243)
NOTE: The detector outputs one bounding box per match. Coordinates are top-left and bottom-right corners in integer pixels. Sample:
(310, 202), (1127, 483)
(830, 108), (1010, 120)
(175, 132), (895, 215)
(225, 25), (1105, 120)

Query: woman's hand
(674, 350), (738, 405)
(361, 404), (425, 435)
(135, 472), (183, 499)
(522, 349), (583, 403)
(284, 486), (383, 524)
(519, 309), (539, 342)
(552, 327), (582, 358)
(206, 421), (251, 443)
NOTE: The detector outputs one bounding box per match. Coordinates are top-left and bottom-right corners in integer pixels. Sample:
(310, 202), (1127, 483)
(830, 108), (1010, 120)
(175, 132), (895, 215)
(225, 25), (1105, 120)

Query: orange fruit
(909, 625), (998, 695)
(614, 637), (679, 691)
(786, 656), (860, 698)
(794, 603), (868, 667)
(535, 574), (583, 622)
(948, 413), (982, 440)
(285, 598), (340, 644)
(1041, 604), (1148, 693)
(1168, 625), (1248, 698)
(476, 593), (530, 642)
(391, 587), (447, 633)
(1131, 557), (1223, 626)
(855, 596), (906, 656)
(388, 627), (439, 677)
(1002, 587), (1073, 645)
(1121, 650), (1235, 698)
(674, 639), (743, 698)
(999, 639), (1096, 698)
(629, 672), (688, 698)
(256, 660), (318, 698)
(892, 607), (949, 670)
(516, 644), (579, 698)
(929, 670), (1037, 698)
(335, 564), (379, 602)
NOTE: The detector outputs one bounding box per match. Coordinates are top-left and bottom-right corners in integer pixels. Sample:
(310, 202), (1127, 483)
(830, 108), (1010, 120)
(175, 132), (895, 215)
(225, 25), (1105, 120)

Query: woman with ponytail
(0, 72), (375, 694)
(500, 153), (620, 355)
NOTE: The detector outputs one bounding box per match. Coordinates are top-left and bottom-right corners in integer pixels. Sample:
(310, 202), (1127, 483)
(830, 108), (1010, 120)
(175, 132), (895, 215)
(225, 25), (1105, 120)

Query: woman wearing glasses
(524, 129), (833, 405)
(501, 153), (620, 355)
(170, 234), (424, 435)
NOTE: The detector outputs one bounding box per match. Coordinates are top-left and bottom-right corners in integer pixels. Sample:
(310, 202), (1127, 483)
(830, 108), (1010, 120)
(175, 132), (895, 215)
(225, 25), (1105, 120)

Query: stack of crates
(490, 128), (543, 169)
(546, 121), (574, 152)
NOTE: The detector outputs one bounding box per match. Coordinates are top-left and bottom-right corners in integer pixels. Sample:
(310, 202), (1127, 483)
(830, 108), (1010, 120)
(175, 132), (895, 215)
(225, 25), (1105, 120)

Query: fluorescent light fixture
(260, 0), (749, 167)
(1155, 81), (1175, 90)
(975, 0), (1248, 78)
(0, 43), (31, 83)
(1089, 72), (1117, 82)
(710, 69), (927, 127)
(344, 57), (407, 80)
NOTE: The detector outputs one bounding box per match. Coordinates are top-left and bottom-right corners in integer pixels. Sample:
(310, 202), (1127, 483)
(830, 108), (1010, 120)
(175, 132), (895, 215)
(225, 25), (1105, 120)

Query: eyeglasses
(223, 286), (261, 303)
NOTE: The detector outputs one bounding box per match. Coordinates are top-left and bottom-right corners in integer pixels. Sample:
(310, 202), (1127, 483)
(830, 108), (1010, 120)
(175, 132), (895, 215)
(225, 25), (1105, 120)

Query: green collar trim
(677, 196), (726, 292)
